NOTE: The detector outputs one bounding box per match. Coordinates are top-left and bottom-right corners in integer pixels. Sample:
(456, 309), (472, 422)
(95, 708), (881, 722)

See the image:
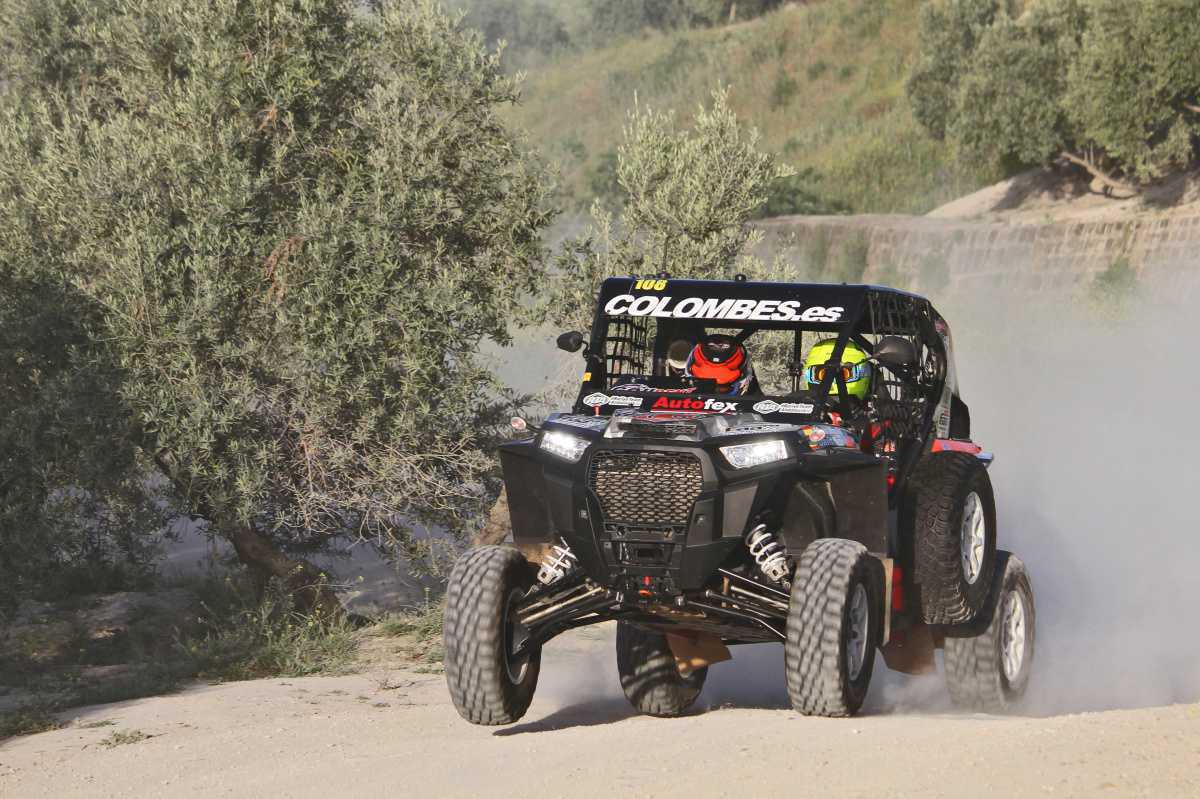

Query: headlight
(539, 429), (590, 462)
(720, 439), (789, 469)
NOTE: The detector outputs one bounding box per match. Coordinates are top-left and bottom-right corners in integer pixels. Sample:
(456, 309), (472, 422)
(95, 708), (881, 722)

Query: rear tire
(944, 553), (1035, 713)
(443, 546), (541, 725)
(616, 622), (707, 717)
(909, 452), (997, 624)
(785, 538), (881, 717)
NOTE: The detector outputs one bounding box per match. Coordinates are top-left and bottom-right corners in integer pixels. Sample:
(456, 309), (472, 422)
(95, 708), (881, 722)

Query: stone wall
(754, 213), (1200, 301)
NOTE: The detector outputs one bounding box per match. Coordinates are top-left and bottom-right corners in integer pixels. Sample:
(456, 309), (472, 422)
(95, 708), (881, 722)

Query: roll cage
(575, 277), (962, 486)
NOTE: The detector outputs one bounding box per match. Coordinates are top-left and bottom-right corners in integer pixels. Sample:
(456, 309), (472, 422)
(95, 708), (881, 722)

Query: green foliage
(0, 262), (167, 610)
(377, 590), (445, 640)
(0, 705), (61, 739)
(1064, 0), (1200, 182)
(909, 0), (1200, 186)
(1087, 254), (1139, 318)
(0, 0), (555, 586)
(770, 71), (800, 110)
(907, 0), (1003, 140)
(950, 8), (1082, 168)
(375, 597), (445, 666)
(99, 729), (151, 748)
(753, 169), (851, 219)
(586, 149), (623, 211)
(181, 578), (359, 681)
(548, 89), (793, 328)
(1093, 256), (1137, 292)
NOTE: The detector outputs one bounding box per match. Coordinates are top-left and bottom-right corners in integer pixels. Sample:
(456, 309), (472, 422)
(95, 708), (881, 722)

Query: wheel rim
(1000, 587), (1028, 683)
(503, 588), (532, 684)
(846, 582), (869, 681)
(960, 492), (986, 585)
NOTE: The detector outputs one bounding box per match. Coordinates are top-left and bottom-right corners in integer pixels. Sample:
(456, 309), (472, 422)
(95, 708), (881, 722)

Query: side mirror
(872, 336), (918, 370)
(556, 331), (586, 353)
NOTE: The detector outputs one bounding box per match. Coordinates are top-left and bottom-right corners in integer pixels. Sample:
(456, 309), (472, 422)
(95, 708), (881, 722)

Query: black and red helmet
(685, 335), (754, 395)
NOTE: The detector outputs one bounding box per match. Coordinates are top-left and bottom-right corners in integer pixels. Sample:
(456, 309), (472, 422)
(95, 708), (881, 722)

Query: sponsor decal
(651, 396), (738, 413)
(548, 414), (610, 431)
(713, 422), (797, 437)
(753, 399), (816, 415)
(612, 384), (699, 394)
(802, 424), (858, 449)
(604, 294), (844, 323)
(583, 392), (643, 408)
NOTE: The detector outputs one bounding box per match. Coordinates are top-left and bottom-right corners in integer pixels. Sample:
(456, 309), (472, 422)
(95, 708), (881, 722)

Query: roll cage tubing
(582, 277), (950, 501)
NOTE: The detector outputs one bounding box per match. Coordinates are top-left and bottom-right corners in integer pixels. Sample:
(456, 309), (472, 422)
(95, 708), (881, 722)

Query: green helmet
(803, 339), (872, 399)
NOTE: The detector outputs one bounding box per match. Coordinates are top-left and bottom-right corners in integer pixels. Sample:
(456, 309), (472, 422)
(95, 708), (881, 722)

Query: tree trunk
(1059, 150), (1138, 197)
(473, 487), (512, 547)
(225, 522), (343, 617)
(154, 452), (343, 616)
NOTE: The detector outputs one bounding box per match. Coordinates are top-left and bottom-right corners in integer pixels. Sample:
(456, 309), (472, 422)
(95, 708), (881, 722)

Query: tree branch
(1059, 151), (1139, 197)
(1184, 102), (1200, 114)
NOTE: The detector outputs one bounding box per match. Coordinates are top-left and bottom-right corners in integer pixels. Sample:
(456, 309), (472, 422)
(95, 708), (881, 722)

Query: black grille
(619, 418), (699, 439)
(588, 450), (703, 526)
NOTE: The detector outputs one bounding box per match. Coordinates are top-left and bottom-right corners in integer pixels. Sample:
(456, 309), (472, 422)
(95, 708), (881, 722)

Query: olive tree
(0, 0), (553, 611)
(908, 0), (1200, 190)
(549, 88), (792, 329)
(907, 0), (1005, 141)
(1063, 0), (1200, 183)
(950, 1), (1088, 171)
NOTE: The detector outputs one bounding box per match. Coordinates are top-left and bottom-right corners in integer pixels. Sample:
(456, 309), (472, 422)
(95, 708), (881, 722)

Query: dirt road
(2, 624), (1197, 798)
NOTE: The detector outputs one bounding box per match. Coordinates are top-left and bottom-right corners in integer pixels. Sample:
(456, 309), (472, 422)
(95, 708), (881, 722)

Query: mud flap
(879, 624), (938, 675)
(666, 631), (731, 676)
(877, 556), (893, 646)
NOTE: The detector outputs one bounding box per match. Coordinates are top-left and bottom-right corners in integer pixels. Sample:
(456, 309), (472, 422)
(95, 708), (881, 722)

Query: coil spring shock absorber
(746, 524), (791, 583)
(537, 538), (578, 585)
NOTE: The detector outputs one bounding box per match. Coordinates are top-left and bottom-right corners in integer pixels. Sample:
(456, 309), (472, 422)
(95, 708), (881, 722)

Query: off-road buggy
(443, 277), (1035, 724)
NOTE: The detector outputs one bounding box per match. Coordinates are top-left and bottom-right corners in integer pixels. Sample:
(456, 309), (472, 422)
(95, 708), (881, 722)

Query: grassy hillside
(507, 0), (996, 215)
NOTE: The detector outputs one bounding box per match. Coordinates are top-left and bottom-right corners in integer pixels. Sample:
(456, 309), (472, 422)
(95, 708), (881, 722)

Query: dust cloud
(696, 284), (1200, 717)
(948, 287), (1200, 714)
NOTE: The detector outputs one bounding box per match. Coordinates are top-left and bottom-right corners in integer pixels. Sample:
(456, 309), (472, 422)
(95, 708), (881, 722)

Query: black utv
(443, 277), (1035, 724)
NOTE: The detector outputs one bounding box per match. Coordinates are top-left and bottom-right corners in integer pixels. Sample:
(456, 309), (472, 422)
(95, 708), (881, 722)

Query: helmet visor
(805, 361), (870, 386)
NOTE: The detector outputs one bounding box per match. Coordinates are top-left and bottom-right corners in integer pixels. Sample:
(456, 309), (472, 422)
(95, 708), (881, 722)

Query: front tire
(909, 452), (997, 625)
(785, 538), (882, 717)
(944, 553), (1035, 713)
(443, 546), (541, 725)
(616, 622), (707, 717)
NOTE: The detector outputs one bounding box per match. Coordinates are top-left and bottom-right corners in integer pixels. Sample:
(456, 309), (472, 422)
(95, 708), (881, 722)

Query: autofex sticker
(604, 294), (844, 323)
(651, 396), (738, 413)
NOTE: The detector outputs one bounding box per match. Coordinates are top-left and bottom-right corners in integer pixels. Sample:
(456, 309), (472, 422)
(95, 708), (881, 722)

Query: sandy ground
(2, 624), (1198, 799)
(928, 166), (1200, 223)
